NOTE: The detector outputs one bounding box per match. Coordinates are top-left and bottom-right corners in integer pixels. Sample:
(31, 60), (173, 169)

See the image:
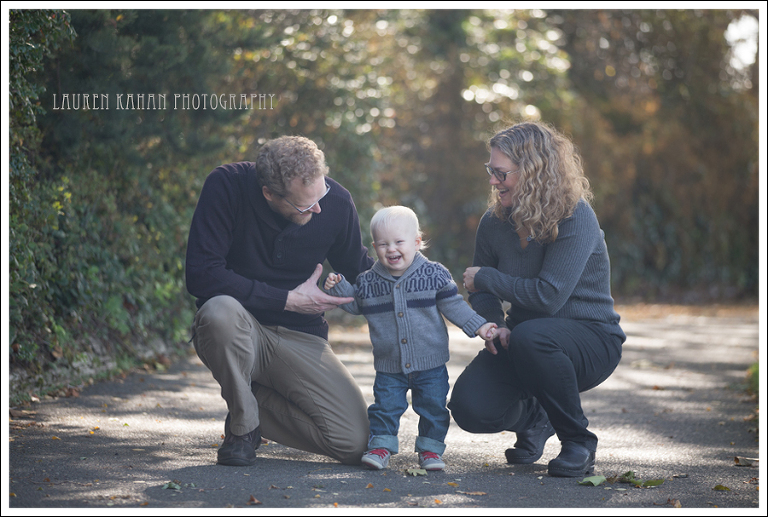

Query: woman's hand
(484, 327), (511, 355)
(463, 267), (481, 292)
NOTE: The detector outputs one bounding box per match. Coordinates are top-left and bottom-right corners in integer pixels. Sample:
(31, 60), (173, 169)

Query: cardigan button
(398, 312), (404, 317)
(401, 338), (407, 344)
(405, 363), (411, 368)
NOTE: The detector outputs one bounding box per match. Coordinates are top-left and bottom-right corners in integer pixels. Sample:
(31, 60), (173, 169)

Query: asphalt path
(5, 309), (763, 512)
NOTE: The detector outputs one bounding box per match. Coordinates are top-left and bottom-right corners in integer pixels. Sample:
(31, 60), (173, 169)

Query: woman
(449, 121), (625, 477)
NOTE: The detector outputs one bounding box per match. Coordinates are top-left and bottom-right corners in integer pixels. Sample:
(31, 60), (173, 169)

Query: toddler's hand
(324, 273), (341, 290)
(476, 322), (498, 340)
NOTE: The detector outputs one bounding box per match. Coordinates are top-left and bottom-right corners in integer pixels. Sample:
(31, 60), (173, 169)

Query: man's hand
(285, 264), (354, 314)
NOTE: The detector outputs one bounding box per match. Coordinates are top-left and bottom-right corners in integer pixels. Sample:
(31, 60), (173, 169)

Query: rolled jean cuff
(415, 435), (446, 455)
(368, 434), (399, 454)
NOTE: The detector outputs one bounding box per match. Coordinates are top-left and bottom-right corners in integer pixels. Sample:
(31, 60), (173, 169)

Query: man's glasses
(283, 182), (330, 214)
(485, 163), (520, 183)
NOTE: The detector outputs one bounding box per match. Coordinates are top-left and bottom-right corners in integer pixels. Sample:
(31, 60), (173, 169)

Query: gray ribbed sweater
(327, 252), (487, 374)
(470, 200), (623, 333)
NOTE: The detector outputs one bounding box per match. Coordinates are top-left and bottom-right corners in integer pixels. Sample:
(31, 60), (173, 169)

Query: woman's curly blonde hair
(488, 122), (593, 242)
(255, 136), (328, 197)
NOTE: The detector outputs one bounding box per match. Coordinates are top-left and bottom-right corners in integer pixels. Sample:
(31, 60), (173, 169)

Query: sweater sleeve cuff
(327, 276), (355, 298)
(461, 313), (488, 338)
(248, 282), (289, 311)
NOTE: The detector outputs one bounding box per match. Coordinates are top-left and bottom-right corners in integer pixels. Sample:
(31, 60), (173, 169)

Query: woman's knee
(448, 386), (500, 433)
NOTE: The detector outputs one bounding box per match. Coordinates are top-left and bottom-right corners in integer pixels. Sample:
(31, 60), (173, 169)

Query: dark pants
(448, 318), (623, 452)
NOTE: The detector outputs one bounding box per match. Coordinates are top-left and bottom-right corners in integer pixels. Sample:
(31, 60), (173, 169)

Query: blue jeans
(367, 365), (450, 455)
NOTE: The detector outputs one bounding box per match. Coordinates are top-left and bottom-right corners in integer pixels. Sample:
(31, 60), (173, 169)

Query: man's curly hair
(488, 122), (593, 242)
(255, 136), (328, 197)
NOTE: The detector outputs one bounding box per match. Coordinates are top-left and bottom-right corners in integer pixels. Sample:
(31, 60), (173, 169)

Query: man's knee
(195, 296), (251, 341)
(333, 431), (368, 465)
(194, 296), (257, 369)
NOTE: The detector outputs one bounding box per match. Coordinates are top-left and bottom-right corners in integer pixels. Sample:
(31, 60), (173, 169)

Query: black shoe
(505, 419), (556, 464)
(547, 441), (595, 477)
(217, 413), (261, 466)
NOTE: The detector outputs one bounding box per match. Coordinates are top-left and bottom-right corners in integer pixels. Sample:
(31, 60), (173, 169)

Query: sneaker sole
(361, 460), (386, 470)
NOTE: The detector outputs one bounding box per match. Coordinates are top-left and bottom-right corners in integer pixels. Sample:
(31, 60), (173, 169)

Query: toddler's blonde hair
(369, 206), (427, 249)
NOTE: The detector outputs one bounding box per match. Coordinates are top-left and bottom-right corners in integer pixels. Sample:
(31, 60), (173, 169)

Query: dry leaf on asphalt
(734, 456), (758, 467)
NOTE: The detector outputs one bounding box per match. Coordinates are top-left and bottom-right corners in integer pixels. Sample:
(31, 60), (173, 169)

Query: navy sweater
(185, 161), (374, 339)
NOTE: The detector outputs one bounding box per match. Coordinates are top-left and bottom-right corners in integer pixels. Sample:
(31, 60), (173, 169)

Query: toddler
(324, 205), (497, 471)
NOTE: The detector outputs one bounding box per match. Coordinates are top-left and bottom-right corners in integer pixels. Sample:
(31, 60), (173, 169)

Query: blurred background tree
(8, 8), (760, 400)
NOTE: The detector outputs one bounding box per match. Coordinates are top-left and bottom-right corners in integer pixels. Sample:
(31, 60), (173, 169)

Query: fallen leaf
(366, 483), (374, 489)
(579, 475), (607, 486)
(383, 488), (391, 492)
(333, 503), (338, 507)
(456, 490), (487, 496)
(51, 436), (61, 440)
(447, 482), (459, 487)
(734, 456), (759, 467)
(405, 468), (427, 476)
(247, 494), (262, 505)
(162, 482), (181, 490)
(713, 484), (731, 491)
(435, 499), (442, 504)
(642, 479), (665, 487)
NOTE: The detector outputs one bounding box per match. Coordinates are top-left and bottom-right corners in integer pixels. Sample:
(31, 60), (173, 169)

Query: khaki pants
(192, 295), (369, 465)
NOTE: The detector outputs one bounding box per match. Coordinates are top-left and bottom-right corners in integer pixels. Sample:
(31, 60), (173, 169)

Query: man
(186, 136), (374, 466)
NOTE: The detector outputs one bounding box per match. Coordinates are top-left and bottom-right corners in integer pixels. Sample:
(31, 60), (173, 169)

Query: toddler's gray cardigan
(326, 252), (486, 374)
